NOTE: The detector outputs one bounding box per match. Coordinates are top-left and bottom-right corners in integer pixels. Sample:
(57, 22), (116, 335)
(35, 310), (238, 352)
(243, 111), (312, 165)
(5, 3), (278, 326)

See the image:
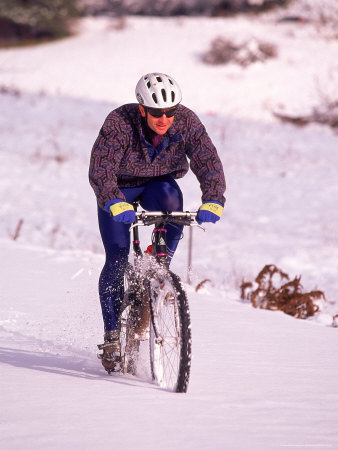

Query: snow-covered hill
(1, 10), (338, 449)
(1, 239), (337, 449)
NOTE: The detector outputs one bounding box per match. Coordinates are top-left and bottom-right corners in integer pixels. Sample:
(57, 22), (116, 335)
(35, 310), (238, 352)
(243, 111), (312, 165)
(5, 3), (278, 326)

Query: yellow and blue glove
(196, 201), (223, 225)
(109, 199), (136, 224)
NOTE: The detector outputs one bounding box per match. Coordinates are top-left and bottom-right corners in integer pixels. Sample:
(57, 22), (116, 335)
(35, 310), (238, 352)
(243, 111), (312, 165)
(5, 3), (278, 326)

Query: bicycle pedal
(97, 342), (120, 351)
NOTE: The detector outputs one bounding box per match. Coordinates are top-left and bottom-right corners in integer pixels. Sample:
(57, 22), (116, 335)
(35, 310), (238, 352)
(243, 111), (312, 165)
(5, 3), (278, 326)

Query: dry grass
(240, 264), (325, 319)
(202, 36), (277, 67)
(273, 101), (338, 129)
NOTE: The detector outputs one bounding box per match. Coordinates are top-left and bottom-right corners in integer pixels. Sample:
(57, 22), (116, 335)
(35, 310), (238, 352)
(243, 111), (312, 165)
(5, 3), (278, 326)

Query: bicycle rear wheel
(119, 303), (140, 375)
(120, 264), (150, 375)
(149, 271), (192, 393)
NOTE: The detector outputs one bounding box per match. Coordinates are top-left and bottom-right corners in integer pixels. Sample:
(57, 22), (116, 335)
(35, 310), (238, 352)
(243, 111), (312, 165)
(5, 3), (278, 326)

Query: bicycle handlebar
(133, 211), (198, 227)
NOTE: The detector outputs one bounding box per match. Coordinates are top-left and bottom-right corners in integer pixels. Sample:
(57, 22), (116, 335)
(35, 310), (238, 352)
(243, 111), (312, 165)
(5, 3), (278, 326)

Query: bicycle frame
(130, 202), (198, 267)
(121, 204), (199, 391)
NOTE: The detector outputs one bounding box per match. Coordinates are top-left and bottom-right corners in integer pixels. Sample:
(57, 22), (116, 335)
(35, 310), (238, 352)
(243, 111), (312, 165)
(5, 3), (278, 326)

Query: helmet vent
(171, 91), (175, 102)
(169, 79), (173, 85)
(152, 93), (158, 104)
(161, 89), (167, 103)
(147, 81), (151, 88)
(156, 76), (162, 82)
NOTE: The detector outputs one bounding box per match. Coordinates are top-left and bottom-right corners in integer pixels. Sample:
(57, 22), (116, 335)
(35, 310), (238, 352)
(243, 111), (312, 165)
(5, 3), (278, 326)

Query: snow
(1, 10), (338, 449)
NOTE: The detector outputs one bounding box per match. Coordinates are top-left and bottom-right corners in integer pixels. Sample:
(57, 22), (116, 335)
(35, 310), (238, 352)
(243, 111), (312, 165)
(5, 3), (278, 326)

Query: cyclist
(89, 72), (226, 373)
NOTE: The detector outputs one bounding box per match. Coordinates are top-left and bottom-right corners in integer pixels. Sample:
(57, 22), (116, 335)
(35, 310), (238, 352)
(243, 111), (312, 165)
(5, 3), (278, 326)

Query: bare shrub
(273, 68), (338, 130)
(0, 85), (21, 97)
(240, 264), (325, 319)
(79, 0), (289, 17)
(32, 140), (68, 165)
(273, 101), (338, 130)
(0, 0), (80, 46)
(108, 16), (127, 31)
(282, 0), (338, 38)
(202, 38), (237, 65)
(202, 36), (277, 66)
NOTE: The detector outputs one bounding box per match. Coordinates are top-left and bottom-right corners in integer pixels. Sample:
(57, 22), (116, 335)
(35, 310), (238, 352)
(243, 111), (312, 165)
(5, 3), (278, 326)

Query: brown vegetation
(202, 36), (277, 66)
(240, 264), (325, 319)
(273, 101), (338, 130)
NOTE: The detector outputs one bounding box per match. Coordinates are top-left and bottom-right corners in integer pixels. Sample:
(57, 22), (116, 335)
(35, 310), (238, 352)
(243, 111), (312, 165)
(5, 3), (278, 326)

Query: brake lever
(191, 222), (206, 232)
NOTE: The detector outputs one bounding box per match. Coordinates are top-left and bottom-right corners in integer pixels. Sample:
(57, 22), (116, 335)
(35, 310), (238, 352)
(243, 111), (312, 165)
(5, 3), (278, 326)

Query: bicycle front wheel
(149, 271), (192, 393)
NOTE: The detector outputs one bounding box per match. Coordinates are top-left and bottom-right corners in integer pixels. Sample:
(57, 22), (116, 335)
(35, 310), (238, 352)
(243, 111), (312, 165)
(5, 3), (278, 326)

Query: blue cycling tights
(98, 176), (183, 332)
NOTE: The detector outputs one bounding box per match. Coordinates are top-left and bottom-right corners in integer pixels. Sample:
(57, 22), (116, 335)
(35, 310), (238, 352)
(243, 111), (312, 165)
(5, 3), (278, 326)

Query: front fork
(151, 223), (168, 267)
(132, 202), (169, 267)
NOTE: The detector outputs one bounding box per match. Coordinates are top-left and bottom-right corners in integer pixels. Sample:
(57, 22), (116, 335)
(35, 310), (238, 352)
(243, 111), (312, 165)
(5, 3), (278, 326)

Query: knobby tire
(149, 270), (192, 393)
(120, 264), (145, 375)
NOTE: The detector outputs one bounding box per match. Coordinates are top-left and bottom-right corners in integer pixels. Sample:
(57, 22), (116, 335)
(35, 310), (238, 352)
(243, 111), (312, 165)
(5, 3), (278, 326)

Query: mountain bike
(118, 204), (199, 393)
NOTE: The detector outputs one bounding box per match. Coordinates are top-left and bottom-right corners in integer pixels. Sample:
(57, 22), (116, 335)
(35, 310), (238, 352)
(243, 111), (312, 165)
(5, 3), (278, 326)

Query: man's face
(139, 105), (175, 135)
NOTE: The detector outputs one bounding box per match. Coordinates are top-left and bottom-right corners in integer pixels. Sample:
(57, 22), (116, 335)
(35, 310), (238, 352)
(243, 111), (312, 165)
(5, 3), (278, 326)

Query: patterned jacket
(89, 103), (226, 210)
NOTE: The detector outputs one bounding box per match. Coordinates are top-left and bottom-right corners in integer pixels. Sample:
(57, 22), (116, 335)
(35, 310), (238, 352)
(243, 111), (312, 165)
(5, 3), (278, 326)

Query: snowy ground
(1, 9), (338, 449)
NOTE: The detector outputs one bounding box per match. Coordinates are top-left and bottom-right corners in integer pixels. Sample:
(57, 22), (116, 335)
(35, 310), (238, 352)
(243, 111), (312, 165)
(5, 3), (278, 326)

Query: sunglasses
(146, 107), (177, 118)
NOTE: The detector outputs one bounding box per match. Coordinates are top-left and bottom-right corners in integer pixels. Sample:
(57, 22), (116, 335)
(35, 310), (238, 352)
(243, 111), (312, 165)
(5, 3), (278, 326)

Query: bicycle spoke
(149, 272), (191, 392)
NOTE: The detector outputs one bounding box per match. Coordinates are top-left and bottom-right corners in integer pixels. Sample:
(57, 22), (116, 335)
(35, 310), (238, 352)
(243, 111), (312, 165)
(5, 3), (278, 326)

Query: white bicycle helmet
(135, 72), (182, 108)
